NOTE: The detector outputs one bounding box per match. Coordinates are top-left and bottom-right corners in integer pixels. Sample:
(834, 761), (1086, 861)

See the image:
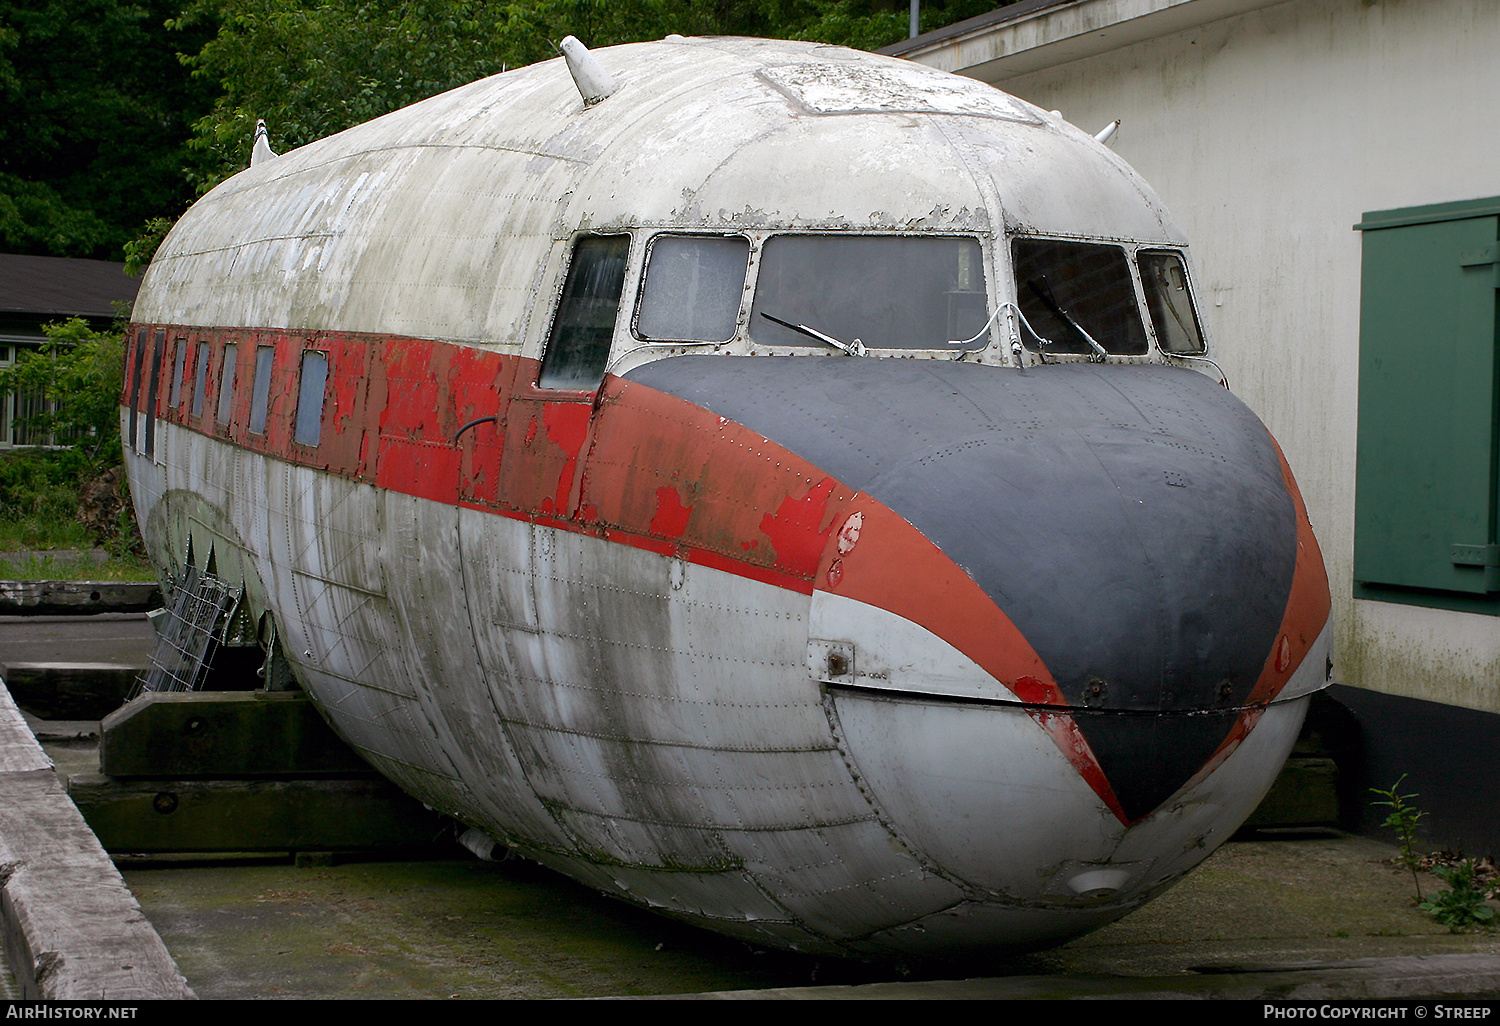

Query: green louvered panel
(1354, 208), (1500, 596)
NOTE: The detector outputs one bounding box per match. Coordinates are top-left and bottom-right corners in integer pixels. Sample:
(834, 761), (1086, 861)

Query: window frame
(293, 349), (329, 448)
(536, 231), (633, 393)
(630, 231), (752, 346)
(1138, 249), (1208, 356)
(744, 230), (997, 355)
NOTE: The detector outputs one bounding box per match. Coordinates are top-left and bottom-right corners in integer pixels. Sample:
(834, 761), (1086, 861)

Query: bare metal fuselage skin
(123, 38), (1332, 957)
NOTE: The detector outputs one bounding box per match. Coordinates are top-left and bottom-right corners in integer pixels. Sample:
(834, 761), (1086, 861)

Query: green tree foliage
(0, 0), (217, 259)
(174, 0), (1003, 191)
(4, 0), (1003, 262)
(0, 316), (124, 458)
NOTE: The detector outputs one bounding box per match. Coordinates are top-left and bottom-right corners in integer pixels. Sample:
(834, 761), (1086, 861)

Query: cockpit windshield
(750, 235), (990, 350)
(1139, 250), (1206, 355)
(1012, 238), (1149, 356)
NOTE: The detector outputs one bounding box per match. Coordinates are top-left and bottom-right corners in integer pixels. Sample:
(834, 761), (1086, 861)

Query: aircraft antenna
(251, 119), (278, 166)
(560, 36), (618, 107)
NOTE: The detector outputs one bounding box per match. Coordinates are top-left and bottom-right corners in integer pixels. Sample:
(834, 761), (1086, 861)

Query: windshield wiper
(1024, 278), (1109, 362)
(760, 312), (866, 357)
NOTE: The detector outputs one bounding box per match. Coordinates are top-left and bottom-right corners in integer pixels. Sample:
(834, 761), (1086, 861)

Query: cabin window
(128, 329), (146, 451)
(1139, 252), (1205, 355)
(538, 234), (630, 390)
(144, 330), (164, 459)
(1353, 196), (1500, 614)
(192, 342), (210, 417)
(636, 234), (750, 342)
(217, 344), (237, 425)
(249, 345), (275, 434)
(294, 351), (328, 446)
(1011, 238), (1148, 356)
(170, 339), (187, 410)
(750, 235), (989, 350)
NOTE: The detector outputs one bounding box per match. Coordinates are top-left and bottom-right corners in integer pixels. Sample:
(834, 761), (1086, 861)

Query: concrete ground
(0, 612), (155, 669)
(102, 831), (1500, 999)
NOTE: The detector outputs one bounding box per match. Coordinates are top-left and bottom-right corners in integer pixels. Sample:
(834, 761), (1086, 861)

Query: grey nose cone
(625, 357), (1298, 821)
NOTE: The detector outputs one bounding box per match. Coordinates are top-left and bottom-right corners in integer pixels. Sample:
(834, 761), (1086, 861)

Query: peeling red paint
(758, 477), (839, 578)
(133, 323), (849, 598)
(542, 401), (592, 514)
(835, 511), (863, 555)
(649, 486), (693, 540)
(1010, 675), (1060, 706)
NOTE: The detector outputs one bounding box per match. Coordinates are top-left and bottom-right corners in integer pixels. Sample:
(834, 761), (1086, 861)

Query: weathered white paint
(902, 0), (1500, 714)
(135, 37), (1186, 371)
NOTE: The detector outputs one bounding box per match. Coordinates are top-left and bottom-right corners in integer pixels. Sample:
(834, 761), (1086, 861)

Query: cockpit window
(1139, 251), (1206, 355)
(636, 235), (750, 343)
(538, 233), (629, 390)
(750, 235), (989, 350)
(1012, 238), (1148, 356)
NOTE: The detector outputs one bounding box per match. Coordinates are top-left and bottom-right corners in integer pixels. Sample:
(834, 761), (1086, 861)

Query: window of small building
(750, 235), (989, 350)
(1011, 238), (1148, 356)
(217, 344), (237, 425)
(635, 234), (750, 342)
(294, 351), (328, 446)
(249, 345), (275, 435)
(538, 234), (630, 390)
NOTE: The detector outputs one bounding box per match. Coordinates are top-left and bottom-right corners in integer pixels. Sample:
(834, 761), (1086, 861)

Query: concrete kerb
(0, 676), (193, 1000)
(0, 580), (161, 617)
(655, 954), (1500, 999)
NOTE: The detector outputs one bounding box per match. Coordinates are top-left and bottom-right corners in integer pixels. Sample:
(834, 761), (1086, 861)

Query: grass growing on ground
(0, 448), (101, 550)
(0, 447), (149, 578)
(0, 551), (155, 582)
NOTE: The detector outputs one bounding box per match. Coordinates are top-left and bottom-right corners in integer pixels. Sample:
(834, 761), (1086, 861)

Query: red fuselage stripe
(124, 325), (860, 596)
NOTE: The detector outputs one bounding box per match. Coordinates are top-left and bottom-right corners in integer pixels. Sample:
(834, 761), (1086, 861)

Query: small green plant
(1419, 860), (1496, 931)
(1370, 775), (1425, 900)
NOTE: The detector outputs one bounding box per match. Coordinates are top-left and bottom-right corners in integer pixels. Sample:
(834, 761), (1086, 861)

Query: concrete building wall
(903, 0), (1500, 716)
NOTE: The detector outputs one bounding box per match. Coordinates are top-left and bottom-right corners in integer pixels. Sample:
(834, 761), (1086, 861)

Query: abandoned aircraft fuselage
(122, 37), (1332, 957)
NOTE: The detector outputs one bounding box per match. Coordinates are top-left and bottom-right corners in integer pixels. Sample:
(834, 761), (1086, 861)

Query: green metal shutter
(1354, 202), (1500, 600)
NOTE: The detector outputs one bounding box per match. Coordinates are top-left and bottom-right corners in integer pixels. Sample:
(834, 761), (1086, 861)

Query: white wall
(922, 0), (1500, 712)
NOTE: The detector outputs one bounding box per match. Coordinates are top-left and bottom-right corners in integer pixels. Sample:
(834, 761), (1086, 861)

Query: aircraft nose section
(625, 356), (1321, 824)
(847, 366), (1300, 821)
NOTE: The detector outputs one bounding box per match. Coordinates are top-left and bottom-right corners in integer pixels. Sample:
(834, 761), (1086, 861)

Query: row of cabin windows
(536, 230), (1206, 392)
(128, 334), (328, 456)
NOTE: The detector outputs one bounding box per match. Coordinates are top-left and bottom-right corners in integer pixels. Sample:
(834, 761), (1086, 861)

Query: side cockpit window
(635, 234), (749, 343)
(750, 235), (989, 350)
(1139, 251), (1206, 355)
(538, 234), (629, 390)
(1012, 238), (1148, 357)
